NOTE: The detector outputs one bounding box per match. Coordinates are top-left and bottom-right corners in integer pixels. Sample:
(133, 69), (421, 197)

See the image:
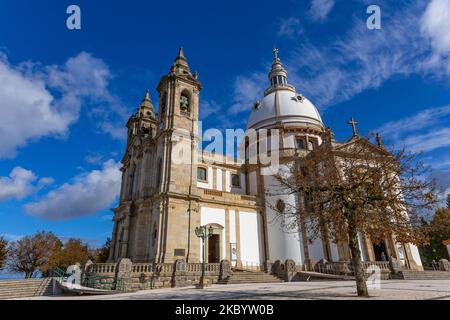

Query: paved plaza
(18, 280), (450, 300)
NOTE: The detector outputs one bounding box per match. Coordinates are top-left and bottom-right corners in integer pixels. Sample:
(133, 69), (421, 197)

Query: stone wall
(85, 259), (229, 292)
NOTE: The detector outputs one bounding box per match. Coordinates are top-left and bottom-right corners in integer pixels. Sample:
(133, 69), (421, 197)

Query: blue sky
(0, 0), (450, 248)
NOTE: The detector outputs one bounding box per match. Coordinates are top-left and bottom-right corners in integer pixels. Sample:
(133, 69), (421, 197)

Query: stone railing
(186, 263), (220, 273)
(87, 263), (116, 274)
(86, 259), (227, 291)
(363, 261), (390, 271)
(315, 261), (391, 275)
(315, 261), (353, 275)
(132, 263), (153, 274)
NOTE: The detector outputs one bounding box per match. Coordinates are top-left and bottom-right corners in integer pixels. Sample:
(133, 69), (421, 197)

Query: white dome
(247, 90), (324, 130)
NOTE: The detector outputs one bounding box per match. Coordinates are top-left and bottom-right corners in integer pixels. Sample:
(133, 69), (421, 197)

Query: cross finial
(273, 48), (279, 62)
(376, 132), (383, 147)
(347, 117), (359, 137)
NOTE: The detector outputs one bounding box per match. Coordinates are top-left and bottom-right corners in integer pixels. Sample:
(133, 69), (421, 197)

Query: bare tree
(268, 133), (436, 297)
(7, 231), (61, 278)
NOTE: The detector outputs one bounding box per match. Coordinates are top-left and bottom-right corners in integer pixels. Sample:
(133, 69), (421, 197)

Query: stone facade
(107, 48), (424, 273)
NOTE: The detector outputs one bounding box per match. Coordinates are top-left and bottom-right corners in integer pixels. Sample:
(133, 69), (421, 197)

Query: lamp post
(195, 225), (214, 289)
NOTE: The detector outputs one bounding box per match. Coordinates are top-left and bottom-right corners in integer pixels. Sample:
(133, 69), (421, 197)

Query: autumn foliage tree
(269, 134), (436, 297)
(419, 208), (450, 264)
(0, 236), (7, 271)
(91, 238), (111, 263)
(7, 231), (60, 278)
(41, 238), (90, 276)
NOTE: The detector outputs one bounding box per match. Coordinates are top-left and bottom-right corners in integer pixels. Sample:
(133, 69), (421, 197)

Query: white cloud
(400, 128), (450, 153)
(24, 160), (121, 220)
(0, 167), (52, 201)
(228, 72), (266, 116)
(0, 233), (24, 242)
(309, 0), (335, 21)
(265, 0), (450, 110)
(421, 0), (450, 66)
(377, 104), (450, 153)
(0, 52), (127, 158)
(0, 57), (75, 158)
(277, 17), (303, 39)
(200, 100), (221, 119)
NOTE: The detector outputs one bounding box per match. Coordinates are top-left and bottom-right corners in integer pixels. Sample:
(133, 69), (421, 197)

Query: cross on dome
(273, 48), (279, 62)
(347, 117), (359, 137)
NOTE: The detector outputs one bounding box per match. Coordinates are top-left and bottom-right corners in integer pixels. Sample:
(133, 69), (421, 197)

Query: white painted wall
(239, 211), (262, 265)
(197, 167), (214, 189)
(225, 170), (231, 192)
(330, 242), (339, 262)
(308, 237), (324, 262)
(200, 207), (226, 262)
(264, 173), (304, 264)
(282, 132), (296, 149)
(229, 210), (236, 243)
(216, 169), (222, 191)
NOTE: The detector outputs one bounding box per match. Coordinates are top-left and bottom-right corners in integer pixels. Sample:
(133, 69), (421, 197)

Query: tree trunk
(347, 217), (369, 297)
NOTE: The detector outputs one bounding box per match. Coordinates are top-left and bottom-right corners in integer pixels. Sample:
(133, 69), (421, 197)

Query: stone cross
(273, 48), (279, 61)
(348, 117), (359, 137)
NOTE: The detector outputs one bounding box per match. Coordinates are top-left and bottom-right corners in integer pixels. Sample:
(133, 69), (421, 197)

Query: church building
(107, 48), (423, 271)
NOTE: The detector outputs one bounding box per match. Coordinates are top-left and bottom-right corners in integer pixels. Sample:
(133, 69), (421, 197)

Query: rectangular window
(197, 167), (207, 181)
(296, 138), (306, 150)
(231, 174), (240, 188)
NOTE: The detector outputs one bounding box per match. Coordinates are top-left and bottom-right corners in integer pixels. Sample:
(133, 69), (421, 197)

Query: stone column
(225, 208), (231, 261)
(235, 209), (242, 268)
(388, 234), (400, 259)
(120, 213), (131, 258)
(108, 218), (119, 262)
(364, 234), (375, 261)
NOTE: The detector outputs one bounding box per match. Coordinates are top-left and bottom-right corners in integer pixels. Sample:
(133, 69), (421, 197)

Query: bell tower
(152, 48), (203, 263)
(155, 48), (202, 195)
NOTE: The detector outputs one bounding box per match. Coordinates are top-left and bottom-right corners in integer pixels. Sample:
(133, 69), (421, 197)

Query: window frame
(231, 173), (241, 188)
(296, 137), (306, 150)
(197, 167), (208, 182)
(180, 91), (191, 114)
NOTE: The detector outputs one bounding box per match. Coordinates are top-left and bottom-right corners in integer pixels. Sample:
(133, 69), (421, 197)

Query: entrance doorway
(208, 234), (220, 263)
(373, 240), (388, 261)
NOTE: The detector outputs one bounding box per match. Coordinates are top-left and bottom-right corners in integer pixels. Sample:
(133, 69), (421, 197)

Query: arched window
(197, 167), (207, 182)
(180, 92), (190, 113)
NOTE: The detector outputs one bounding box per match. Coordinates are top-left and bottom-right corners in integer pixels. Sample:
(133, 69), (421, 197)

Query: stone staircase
(399, 270), (450, 280)
(218, 271), (284, 285)
(0, 278), (53, 300)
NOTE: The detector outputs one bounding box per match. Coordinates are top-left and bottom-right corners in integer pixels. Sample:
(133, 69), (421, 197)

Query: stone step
(400, 271), (450, 280)
(218, 272), (284, 285)
(0, 279), (53, 299)
(0, 288), (52, 293)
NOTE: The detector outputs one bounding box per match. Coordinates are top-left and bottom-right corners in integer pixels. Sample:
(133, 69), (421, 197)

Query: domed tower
(247, 48), (324, 153)
(245, 49), (333, 267)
